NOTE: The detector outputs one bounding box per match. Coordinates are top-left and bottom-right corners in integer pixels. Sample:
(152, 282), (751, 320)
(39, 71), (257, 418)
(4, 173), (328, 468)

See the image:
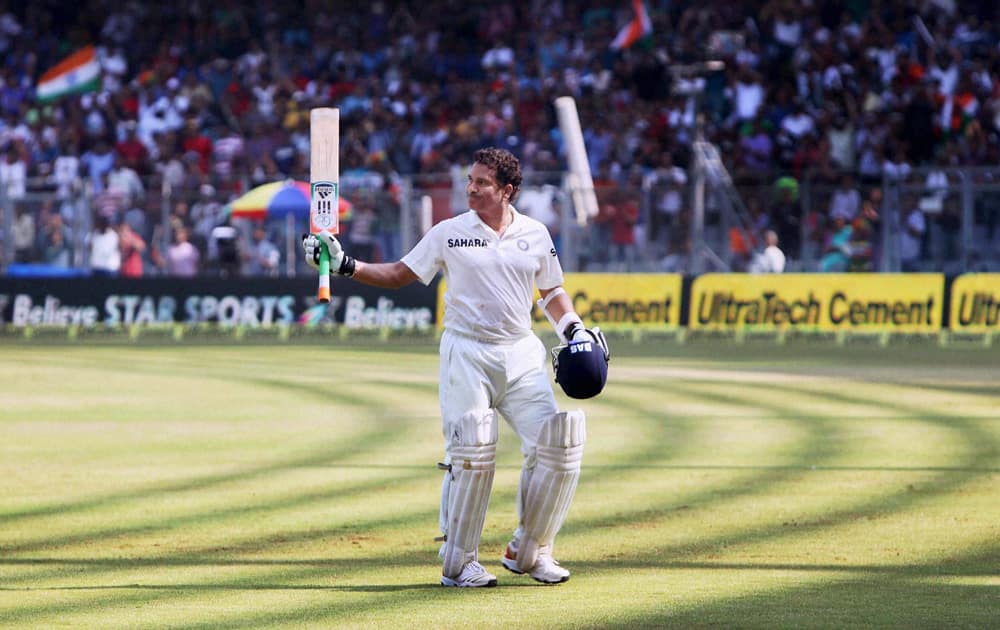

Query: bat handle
(317, 242), (331, 303)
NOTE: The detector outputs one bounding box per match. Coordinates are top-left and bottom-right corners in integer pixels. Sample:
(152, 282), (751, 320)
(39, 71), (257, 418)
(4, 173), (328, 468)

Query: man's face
(467, 162), (509, 213)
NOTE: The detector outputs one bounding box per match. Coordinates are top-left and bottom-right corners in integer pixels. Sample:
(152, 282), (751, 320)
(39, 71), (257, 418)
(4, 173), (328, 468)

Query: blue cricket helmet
(552, 329), (610, 399)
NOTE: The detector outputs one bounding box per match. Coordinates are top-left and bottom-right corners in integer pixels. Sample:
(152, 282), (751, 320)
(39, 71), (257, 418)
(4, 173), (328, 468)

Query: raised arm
(350, 259), (419, 289)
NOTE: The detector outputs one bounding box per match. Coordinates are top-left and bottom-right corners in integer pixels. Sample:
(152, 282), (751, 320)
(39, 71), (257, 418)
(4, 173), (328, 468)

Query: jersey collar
(467, 205), (523, 236)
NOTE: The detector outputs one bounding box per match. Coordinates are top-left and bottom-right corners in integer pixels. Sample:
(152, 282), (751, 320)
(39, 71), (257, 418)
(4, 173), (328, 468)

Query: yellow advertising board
(689, 273), (944, 332)
(949, 273), (1000, 332)
(436, 274), (683, 331)
(535, 273), (683, 330)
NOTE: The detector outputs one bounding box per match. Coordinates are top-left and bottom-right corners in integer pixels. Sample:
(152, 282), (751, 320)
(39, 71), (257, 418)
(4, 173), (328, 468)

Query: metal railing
(3, 164), (999, 277)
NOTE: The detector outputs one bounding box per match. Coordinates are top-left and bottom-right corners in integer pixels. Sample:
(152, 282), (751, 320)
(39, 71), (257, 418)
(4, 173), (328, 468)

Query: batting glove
(302, 231), (355, 277)
(564, 321), (611, 360)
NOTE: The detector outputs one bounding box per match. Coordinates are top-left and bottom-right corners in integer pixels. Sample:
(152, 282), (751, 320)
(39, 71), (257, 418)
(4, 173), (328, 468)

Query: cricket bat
(309, 107), (340, 303)
(554, 96), (599, 226)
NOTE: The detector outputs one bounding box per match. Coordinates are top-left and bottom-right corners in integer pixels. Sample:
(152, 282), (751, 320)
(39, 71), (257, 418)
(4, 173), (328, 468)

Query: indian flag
(35, 46), (101, 103)
(610, 0), (653, 50)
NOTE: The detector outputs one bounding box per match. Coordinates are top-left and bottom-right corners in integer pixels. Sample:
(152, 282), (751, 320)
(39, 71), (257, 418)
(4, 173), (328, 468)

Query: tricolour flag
(35, 46), (101, 103)
(610, 0), (653, 50)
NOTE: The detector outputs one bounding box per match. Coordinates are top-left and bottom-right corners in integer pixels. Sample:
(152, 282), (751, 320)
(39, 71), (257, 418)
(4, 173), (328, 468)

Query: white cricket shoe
(440, 561), (498, 588)
(501, 542), (570, 584)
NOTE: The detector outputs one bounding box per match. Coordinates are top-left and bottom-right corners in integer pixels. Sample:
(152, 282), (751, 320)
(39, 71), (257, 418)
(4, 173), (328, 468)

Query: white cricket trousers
(438, 329), (558, 454)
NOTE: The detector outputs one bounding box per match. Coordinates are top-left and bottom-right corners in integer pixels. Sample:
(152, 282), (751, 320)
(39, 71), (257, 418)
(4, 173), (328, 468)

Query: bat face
(309, 107), (340, 303)
(310, 107), (340, 237)
(310, 181), (339, 233)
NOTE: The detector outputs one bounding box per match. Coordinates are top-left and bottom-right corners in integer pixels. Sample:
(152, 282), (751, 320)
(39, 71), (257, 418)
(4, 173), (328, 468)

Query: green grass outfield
(1, 338), (997, 629)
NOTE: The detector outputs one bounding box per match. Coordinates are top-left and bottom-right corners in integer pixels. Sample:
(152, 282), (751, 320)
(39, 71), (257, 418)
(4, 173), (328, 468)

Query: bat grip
(317, 242), (331, 303)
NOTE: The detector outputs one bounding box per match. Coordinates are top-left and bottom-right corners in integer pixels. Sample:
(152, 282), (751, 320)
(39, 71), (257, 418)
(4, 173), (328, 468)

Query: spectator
(93, 172), (127, 223)
(583, 120), (614, 177)
(52, 137), (82, 219)
(903, 82), (938, 166)
(586, 163), (618, 270)
(739, 116), (774, 176)
(780, 100), (816, 142)
(246, 224), (280, 276)
(40, 211), (74, 267)
(80, 137), (115, 193)
(156, 140), (187, 191)
(660, 235), (691, 273)
(180, 119), (213, 176)
(211, 123), (246, 188)
(645, 151), (687, 257)
(122, 199), (149, 245)
(374, 182), (402, 264)
(12, 204), (35, 263)
(107, 152), (145, 208)
(924, 154), (951, 204)
(190, 184), (222, 247)
(826, 114), (855, 170)
(729, 66), (765, 125)
(88, 214), (121, 276)
(829, 173), (862, 223)
(0, 142), (26, 199)
(849, 189), (882, 272)
(165, 225), (200, 277)
(729, 225), (756, 272)
(43, 225), (72, 268)
(118, 221), (147, 278)
(882, 144), (913, 182)
(114, 120), (150, 174)
(607, 190), (640, 272)
(899, 198), (927, 272)
(170, 200), (193, 231)
(769, 183), (802, 263)
(346, 200), (378, 262)
(819, 216), (853, 272)
(934, 198), (962, 267)
(748, 229), (786, 273)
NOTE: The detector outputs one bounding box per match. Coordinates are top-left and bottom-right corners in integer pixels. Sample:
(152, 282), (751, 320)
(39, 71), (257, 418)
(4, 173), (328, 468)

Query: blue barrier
(5, 264), (89, 278)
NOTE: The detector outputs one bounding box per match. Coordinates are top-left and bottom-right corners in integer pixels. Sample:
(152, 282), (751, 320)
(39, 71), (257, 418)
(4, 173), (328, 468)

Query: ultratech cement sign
(689, 274), (945, 332)
(949, 273), (1000, 332)
(553, 274), (683, 328)
(0, 277), (437, 330)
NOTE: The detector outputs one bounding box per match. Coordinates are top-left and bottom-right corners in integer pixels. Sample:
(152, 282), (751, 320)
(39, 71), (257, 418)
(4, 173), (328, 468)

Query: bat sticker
(310, 181), (339, 231)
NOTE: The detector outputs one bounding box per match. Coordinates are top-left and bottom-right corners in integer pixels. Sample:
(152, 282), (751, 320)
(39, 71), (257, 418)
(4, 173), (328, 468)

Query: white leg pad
(439, 409), (498, 578)
(516, 410), (585, 572)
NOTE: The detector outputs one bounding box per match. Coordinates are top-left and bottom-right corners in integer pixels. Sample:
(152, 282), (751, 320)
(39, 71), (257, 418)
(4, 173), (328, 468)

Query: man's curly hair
(473, 147), (522, 200)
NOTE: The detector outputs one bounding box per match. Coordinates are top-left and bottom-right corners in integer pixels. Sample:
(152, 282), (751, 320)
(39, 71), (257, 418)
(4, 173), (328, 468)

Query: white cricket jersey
(401, 207), (563, 343)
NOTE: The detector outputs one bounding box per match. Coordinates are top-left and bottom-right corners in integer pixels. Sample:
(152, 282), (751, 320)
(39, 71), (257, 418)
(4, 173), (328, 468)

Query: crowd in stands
(0, 0), (998, 275)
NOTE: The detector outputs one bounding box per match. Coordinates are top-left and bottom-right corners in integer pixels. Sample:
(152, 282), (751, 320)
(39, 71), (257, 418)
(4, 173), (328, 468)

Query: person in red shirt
(181, 119), (213, 175)
(118, 221), (147, 278)
(115, 121), (150, 175)
(607, 189), (640, 271)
